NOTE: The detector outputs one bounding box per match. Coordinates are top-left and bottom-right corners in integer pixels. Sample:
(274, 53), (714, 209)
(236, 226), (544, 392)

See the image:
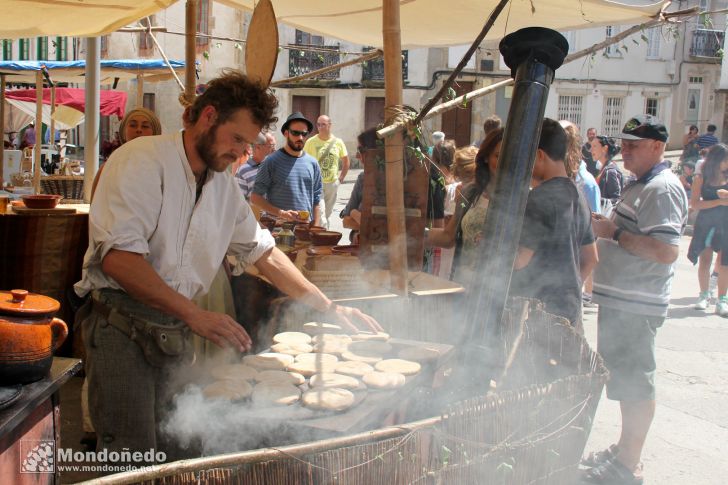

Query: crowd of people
(79, 67), (727, 484)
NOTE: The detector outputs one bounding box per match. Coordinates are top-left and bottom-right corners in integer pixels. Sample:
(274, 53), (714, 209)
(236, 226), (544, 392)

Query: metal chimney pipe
(458, 27), (569, 391)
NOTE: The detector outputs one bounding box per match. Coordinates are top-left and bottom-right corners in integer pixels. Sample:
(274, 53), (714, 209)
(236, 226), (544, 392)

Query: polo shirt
(592, 161), (688, 316)
(695, 133), (719, 150)
(234, 159), (262, 200)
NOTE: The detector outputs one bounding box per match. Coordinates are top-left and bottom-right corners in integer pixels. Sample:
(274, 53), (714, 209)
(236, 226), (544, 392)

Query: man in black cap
(251, 112), (323, 225)
(584, 115), (688, 485)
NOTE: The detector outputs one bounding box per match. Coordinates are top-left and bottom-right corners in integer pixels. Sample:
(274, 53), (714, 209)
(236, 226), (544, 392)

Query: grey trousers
(81, 290), (185, 459)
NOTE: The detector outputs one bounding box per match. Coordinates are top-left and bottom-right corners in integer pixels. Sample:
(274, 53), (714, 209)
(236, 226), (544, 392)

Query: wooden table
(0, 358), (82, 484)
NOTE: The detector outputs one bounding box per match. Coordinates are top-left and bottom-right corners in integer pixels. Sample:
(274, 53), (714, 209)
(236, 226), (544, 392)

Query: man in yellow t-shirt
(304, 115), (350, 228)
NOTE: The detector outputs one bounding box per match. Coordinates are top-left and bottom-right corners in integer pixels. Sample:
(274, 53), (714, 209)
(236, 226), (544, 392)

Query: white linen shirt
(75, 132), (275, 300)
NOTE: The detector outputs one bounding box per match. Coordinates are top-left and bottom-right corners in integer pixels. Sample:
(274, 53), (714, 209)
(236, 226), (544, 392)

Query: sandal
(582, 444), (619, 467)
(581, 457), (643, 485)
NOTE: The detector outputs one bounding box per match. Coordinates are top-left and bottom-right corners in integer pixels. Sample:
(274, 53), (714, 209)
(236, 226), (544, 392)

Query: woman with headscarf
(91, 107), (162, 199)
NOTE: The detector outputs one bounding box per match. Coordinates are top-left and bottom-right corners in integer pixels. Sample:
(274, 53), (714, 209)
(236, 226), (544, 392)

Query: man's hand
(278, 209), (300, 221)
(184, 309), (252, 352)
(328, 304), (383, 334)
(591, 213), (618, 239)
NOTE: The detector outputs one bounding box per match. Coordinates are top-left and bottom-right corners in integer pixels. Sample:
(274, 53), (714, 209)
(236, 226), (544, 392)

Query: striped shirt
(252, 149), (322, 219)
(695, 133), (719, 150)
(593, 162), (688, 316)
(234, 159), (262, 200)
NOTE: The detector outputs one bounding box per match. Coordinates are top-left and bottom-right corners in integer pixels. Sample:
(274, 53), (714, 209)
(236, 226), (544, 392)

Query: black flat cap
(281, 112), (313, 134)
(618, 114), (668, 142)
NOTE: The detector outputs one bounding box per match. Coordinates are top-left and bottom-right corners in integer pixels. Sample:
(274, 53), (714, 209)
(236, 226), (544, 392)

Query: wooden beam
(49, 85), (56, 154)
(270, 50), (382, 87)
(383, 0), (407, 295)
(184, 0), (198, 106)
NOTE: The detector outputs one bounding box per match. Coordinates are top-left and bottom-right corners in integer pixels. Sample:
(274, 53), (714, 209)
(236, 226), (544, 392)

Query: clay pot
(21, 194), (62, 209)
(310, 231), (343, 246)
(0, 289), (68, 385)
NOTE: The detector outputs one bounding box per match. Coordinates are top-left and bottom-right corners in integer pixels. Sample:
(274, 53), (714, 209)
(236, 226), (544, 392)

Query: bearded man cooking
(74, 71), (380, 458)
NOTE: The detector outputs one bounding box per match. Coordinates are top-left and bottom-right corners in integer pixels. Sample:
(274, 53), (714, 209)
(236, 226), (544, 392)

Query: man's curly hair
(187, 70), (278, 130)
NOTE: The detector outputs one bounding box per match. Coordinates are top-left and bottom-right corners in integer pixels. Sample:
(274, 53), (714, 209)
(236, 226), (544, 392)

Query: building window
(605, 26), (621, 56)
(362, 47), (408, 81)
(2, 40), (12, 60)
(689, 76), (704, 84)
(645, 98), (659, 117)
(557, 95), (583, 127)
(54, 37), (68, 61)
(562, 31), (576, 53)
(36, 36), (48, 60)
(646, 27), (660, 59)
(603, 97), (624, 137)
(19, 38), (30, 60)
(197, 0), (210, 47)
(143, 93), (156, 112)
(289, 29), (340, 80)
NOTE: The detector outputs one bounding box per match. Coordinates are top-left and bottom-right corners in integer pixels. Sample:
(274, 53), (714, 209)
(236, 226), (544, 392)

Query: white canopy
(1, 1), (667, 47)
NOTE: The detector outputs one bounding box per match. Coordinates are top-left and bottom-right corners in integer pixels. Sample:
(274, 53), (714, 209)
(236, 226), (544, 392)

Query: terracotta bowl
(331, 245), (360, 257)
(310, 231), (343, 246)
(259, 216), (276, 232)
(285, 249), (299, 263)
(294, 224), (312, 241)
(21, 194), (62, 209)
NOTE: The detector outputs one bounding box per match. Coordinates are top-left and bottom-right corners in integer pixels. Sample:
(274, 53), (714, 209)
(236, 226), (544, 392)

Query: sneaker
(694, 292), (710, 311)
(709, 272), (719, 301)
(716, 297), (728, 317)
(581, 444), (619, 467)
(583, 292), (597, 308)
(581, 457), (643, 485)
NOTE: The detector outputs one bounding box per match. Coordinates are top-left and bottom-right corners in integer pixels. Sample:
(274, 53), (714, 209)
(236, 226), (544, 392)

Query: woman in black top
(687, 144), (728, 315)
(590, 135), (623, 203)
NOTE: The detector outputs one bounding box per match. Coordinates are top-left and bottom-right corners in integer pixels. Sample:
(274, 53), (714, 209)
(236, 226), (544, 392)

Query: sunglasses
(289, 129), (309, 137)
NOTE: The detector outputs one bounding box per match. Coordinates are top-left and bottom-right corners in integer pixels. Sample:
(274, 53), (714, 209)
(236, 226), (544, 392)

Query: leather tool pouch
(91, 293), (194, 368)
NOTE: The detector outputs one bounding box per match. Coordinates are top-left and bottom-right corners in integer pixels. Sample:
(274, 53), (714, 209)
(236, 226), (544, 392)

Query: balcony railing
(288, 45), (340, 80)
(690, 29), (724, 59)
(362, 48), (408, 81)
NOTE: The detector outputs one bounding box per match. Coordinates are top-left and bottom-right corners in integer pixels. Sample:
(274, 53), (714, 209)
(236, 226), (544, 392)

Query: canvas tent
(4, 87), (127, 131)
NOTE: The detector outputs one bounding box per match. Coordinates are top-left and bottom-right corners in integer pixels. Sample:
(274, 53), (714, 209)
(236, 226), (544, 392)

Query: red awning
(4, 87), (127, 118)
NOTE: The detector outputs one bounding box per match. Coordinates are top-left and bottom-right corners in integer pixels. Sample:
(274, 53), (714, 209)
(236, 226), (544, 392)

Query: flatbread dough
(255, 370), (306, 386)
(302, 388), (355, 412)
(209, 364), (259, 382)
(295, 352), (339, 365)
(272, 331), (312, 345)
(334, 360), (374, 377)
(310, 372), (362, 390)
(362, 371), (406, 390)
(312, 340), (350, 354)
(375, 359), (421, 376)
(252, 382), (301, 406)
(312, 333), (352, 345)
(350, 331), (390, 342)
(287, 360), (338, 377)
(203, 380), (254, 400)
(348, 340), (393, 355)
(301, 321), (344, 335)
(397, 346), (440, 363)
(243, 353), (295, 371)
(270, 342), (314, 356)
(341, 350), (383, 364)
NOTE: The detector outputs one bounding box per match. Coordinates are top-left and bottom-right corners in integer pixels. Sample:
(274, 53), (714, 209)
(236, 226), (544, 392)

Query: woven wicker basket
(40, 175), (84, 201)
(301, 267), (368, 299)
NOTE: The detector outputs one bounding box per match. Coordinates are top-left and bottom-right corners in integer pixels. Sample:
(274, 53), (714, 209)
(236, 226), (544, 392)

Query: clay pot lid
(0, 289), (60, 316)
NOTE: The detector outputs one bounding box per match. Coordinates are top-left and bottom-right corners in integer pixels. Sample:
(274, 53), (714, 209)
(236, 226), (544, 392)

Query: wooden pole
(382, 0), (407, 294)
(49, 85), (56, 154)
(0, 75), (5, 186)
(184, 0), (198, 106)
(33, 70), (42, 194)
(136, 74), (143, 108)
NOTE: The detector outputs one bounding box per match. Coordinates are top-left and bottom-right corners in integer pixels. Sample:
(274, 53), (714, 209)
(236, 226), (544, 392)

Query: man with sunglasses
(251, 112), (323, 225)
